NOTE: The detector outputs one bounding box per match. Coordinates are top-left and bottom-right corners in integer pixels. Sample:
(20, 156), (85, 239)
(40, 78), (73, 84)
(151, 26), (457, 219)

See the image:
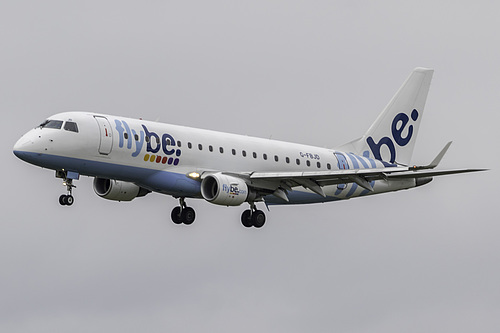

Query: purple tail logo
(366, 109), (419, 163)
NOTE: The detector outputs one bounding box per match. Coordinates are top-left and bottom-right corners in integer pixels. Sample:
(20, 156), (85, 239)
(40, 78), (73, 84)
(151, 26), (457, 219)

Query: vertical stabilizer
(337, 68), (434, 166)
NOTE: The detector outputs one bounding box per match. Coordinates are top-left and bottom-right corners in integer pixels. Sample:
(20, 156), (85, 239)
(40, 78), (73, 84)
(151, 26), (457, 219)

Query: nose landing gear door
(94, 116), (113, 155)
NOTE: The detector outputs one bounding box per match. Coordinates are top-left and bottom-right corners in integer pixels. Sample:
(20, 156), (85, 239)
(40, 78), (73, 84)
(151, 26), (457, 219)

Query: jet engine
(201, 173), (255, 206)
(93, 178), (150, 201)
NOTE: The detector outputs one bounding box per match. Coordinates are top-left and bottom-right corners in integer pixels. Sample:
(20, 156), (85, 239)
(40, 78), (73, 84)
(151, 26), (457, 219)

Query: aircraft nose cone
(14, 137), (27, 153)
(13, 132), (34, 159)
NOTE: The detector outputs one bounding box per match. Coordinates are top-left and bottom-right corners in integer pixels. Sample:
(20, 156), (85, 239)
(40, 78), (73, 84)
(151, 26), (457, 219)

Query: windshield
(38, 120), (63, 129)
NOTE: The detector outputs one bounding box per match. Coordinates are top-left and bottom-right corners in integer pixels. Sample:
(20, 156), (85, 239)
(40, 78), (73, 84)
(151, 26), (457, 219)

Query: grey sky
(1, 1), (499, 332)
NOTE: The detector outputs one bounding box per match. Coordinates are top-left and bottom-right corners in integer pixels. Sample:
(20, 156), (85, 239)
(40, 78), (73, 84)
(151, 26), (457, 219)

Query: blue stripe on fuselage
(13, 151), (201, 197)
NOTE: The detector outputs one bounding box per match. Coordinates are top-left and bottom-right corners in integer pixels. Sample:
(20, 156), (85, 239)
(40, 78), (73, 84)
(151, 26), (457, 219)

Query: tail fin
(336, 67), (434, 166)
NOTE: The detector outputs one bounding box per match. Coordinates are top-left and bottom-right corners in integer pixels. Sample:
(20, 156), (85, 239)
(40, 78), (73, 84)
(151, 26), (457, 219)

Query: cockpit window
(64, 121), (79, 133)
(39, 120), (63, 129)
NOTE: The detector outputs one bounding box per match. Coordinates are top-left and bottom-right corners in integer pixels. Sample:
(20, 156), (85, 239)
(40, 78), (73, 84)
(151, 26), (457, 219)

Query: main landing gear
(241, 203), (266, 228)
(57, 170), (77, 206)
(171, 197), (196, 225)
(170, 199), (267, 228)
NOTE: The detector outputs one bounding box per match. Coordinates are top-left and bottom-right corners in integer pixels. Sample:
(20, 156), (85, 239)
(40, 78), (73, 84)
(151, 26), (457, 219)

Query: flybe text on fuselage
(114, 119), (181, 165)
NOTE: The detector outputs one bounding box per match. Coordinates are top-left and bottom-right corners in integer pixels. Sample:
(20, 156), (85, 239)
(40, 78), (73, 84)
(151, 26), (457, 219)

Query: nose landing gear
(56, 170), (78, 206)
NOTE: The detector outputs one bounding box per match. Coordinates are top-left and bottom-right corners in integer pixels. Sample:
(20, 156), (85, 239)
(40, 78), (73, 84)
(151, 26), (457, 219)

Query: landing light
(188, 172), (201, 180)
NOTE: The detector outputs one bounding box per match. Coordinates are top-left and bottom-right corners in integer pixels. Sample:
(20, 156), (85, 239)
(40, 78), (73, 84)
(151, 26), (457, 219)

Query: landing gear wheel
(59, 194), (74, 206)
(57, 171), (77, 207)
(252, 210), (266, 228)
(241, 206), (266, 228)
(181, 207), (196, 225)
(65, 195), (74, 206)
(171, 206), (183, 224)
(241, 210), (253, 228)
(171, 198), (196, 225)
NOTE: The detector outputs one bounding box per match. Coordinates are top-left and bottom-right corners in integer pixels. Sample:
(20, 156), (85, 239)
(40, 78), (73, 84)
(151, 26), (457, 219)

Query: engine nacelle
(201, 173), (254, 206)
(93, 178), (150, 202)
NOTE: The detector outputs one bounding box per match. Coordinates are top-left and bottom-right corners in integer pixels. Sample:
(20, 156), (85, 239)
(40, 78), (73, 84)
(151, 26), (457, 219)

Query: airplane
(13, 68), (484, 228)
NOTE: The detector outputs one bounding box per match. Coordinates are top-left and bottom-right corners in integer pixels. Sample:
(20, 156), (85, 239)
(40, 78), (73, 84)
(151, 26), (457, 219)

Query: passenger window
(327, 163), (331, 170)
(124, 133), (129, 140)
(188, 142), (192, 149)
(209, 145), (213, 152)
(198, 144), (203, 150)
(317, 162), (321, 168)
(296, 159), (300, 165)
(274, 155), (279, 162)
(146, 136), (150, 143)
(177, 140), (181, 147)
(242, 150), (247, 157)
(306, 160), (311, 167)
(40, 120), (63, 129)
(64, 121), (79, 133)
(286, 157), (290, 164)
(232, 149), (236, 155)
(219, 147), (224, 153)
(263, 153), (268, 160)
(253, 152), (257, 158)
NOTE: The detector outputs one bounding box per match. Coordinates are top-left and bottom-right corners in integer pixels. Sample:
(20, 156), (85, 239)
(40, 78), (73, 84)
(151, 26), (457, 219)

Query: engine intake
(201, 173), (254, 206)
(93, 178), (150, 201)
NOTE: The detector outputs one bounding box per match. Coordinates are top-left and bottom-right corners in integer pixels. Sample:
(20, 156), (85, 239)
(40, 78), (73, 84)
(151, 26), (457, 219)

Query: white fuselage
(13, 111), (416, 204)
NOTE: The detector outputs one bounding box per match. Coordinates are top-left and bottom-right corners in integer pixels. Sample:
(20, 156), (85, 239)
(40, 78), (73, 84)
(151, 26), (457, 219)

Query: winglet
(411, 141), (452, 171)
(429, 141), (452, 168)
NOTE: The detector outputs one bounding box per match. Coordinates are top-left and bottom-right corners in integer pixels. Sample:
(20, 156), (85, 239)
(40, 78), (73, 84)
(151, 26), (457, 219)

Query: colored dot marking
(150, 155), (155, 162)
(144, 154), (150, 161)
(156, 155), (161, 163)
(174, 158), (179, 166)
(162, 157), (168, 164)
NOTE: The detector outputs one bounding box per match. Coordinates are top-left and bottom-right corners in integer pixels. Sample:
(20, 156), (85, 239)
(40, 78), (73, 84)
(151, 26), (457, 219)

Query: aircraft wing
(222, 166), (486, 200)
(205, 142), (486, 201)
(383, 168), (486, 179)
(248, 167), (405, 195)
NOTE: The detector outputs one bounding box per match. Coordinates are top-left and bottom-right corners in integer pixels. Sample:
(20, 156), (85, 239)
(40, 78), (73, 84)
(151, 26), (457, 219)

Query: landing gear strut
(57, 170), (78, 206)
(241, 203), (266, 228)
(171, 197), (196, 225)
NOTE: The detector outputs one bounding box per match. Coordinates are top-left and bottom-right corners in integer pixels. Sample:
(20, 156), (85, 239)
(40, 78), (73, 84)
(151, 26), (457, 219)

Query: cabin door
(94, 116), (113, 155)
